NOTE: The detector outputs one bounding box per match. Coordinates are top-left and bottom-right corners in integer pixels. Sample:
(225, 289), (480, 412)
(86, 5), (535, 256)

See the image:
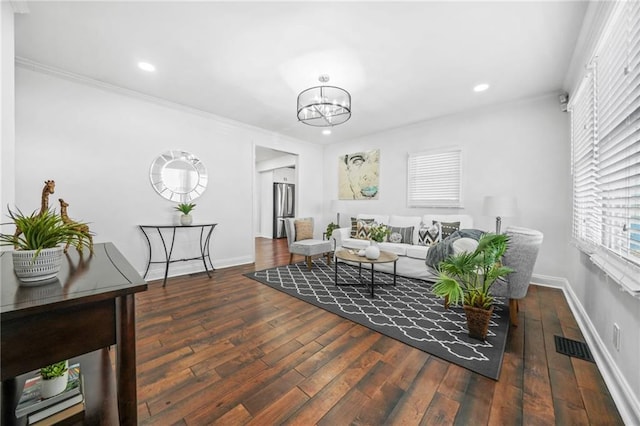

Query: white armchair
(284, 218), (333, 270)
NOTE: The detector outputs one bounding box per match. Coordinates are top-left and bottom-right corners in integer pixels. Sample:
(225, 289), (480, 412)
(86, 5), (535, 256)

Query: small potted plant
(432, 233), (513, 340)
(365, 223), (390, 259)
(0, 208), (89, 283)
(174, 202), (196, 226)
(325, 222), (339, 241)
(40, 360), (69, 398)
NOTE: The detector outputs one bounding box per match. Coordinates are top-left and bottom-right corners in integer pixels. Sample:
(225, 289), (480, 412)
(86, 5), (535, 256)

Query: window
(407, 148), (462, 208)
(569, 2), (640, 272)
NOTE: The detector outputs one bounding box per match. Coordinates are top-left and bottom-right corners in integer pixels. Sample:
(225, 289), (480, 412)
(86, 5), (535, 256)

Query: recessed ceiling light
(473, 83), (490, 92)
(322, 129), (332, 135)
(137, 62), (156, 72)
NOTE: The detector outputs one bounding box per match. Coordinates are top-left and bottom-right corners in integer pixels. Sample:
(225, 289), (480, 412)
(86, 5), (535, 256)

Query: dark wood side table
(1, 242), (147, 426)
(139, 223), (217, 286)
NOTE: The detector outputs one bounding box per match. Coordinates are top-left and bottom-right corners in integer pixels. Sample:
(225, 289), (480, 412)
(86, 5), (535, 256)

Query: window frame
(406, 147), (463, 208)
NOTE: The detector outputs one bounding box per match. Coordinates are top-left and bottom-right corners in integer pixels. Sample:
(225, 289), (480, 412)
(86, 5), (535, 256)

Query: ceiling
(13, 1), (588, 145)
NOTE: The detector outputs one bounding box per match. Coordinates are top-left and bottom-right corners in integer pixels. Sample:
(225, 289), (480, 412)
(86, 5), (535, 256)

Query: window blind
(407, 148), (462, 208)
(569, 0), (640, 268)
(595, 0), (640, 263)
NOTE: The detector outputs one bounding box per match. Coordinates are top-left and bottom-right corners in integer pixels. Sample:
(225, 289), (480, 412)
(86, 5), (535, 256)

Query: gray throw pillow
(388, 226), (413, 244)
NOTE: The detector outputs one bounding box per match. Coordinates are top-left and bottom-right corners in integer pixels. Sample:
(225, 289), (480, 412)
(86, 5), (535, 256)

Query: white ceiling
(14, 1), (588, 145)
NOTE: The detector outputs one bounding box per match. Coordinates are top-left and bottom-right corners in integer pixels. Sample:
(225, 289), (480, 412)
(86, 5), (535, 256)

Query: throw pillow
(387, 226), (413, 244)
(355, 220), (375, 240)
(418, 222), (442, 246)
(434, 220), (460, 239)
(350, 217), (374, 238)
(294, 219), (313, 241)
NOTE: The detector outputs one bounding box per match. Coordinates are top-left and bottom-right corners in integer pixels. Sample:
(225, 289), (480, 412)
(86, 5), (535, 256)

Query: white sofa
(331, 213), (474, 281)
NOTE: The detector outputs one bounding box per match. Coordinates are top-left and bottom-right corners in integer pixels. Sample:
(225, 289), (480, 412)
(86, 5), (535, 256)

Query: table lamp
(483, 196), (518, 234)
(330, 199), (341, 226)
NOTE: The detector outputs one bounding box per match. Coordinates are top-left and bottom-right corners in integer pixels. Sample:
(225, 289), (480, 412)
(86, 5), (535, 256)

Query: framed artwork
(338, 149), (380, 200)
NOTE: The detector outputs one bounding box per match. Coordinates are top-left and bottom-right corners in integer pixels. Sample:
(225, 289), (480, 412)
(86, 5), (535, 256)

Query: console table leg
(116, 294), (137, 426)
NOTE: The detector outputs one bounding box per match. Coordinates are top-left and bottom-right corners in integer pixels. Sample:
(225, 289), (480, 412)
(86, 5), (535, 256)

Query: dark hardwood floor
(135, 237), (623, 425)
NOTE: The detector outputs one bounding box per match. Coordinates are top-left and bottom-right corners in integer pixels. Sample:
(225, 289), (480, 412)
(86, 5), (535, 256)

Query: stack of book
(16, 363), (85, 425)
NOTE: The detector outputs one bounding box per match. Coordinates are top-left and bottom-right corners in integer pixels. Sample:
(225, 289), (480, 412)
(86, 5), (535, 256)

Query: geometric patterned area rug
(245, 259), (509, 380)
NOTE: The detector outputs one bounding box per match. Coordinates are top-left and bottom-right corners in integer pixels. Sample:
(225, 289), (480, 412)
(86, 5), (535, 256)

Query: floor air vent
(554, 335), (595, 363)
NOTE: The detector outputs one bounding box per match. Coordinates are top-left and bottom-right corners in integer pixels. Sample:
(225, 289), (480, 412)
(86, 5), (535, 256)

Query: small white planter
(40, 369), (69, 399)
(12, 247), (64, 284)
(180, 214), (193, 226)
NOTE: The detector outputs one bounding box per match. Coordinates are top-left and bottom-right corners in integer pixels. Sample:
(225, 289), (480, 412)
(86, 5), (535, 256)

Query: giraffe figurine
(13, 180), (56, 246)
(59, 198), (94, 255)
(38, 180), (56, 216)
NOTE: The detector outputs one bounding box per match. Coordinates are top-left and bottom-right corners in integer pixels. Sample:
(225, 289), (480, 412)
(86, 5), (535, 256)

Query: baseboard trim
(533, 274), (640, 424)
(140, 255), (254, 282)
(530, 273), (566, 288)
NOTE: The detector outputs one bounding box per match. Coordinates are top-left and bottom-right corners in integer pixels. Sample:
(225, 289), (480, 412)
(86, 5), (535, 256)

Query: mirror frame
(149, 150), (208, 202)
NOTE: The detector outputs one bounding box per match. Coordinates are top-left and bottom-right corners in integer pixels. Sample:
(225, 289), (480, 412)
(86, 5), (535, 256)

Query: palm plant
(432, 233), (513, 309)
(175, 203), (196, 215)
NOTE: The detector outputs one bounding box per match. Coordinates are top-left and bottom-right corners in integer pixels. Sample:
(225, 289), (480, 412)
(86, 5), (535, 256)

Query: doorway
(254, 146), (298, 240)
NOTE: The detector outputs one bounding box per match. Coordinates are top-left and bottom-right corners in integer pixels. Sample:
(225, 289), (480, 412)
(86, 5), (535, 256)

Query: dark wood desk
(1, 242), (147, 425)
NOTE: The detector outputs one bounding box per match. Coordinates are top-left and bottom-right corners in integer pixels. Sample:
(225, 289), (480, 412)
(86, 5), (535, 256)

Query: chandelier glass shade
(297, 84), (351, 127)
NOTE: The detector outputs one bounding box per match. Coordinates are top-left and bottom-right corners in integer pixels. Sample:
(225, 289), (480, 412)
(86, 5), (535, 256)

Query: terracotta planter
(463, 304), (494, 341)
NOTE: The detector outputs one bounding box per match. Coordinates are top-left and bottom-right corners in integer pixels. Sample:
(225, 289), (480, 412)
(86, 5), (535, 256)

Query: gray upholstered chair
(284, 217), (333, 270)
(491, 226), (544, 326)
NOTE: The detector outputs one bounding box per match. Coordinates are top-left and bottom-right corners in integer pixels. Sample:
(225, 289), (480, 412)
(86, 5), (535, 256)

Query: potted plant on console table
(432, 233), (513, 340)
(175, 202), (196, 226)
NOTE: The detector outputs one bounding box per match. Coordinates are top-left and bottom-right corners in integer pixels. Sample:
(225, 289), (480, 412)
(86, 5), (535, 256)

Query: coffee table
(334, 249), (399, 297)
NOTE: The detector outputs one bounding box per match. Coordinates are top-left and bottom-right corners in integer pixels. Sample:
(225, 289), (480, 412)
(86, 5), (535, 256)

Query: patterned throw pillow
(350, 217), (374, 238)
(418, 222), (442, 246)
(435, 221), (461, 239)
(355, 221), (375, 240)
(387, 226), (413, 244)
(294, 219), (313, 241)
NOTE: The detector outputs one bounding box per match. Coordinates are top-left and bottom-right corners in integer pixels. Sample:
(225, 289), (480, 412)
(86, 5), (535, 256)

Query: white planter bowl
(41, 369), (69, 399)
(12, 247), (64, 284)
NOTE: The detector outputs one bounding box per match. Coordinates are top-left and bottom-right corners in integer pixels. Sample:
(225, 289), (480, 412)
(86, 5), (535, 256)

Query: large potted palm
(0, 207), (90, 284)
(432, 233), (513, 340)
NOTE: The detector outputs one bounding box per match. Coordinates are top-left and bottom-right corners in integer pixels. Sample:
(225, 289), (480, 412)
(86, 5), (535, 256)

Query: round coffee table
(334, 249), (399, 298)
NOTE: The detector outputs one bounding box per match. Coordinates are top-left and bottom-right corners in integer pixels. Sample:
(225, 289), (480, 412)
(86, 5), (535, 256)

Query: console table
(139, 223), (217, 286)
(1, 242), (147, 426)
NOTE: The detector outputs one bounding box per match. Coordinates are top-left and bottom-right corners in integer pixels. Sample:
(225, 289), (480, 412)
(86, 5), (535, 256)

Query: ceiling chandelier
(297, 75), (351, 127)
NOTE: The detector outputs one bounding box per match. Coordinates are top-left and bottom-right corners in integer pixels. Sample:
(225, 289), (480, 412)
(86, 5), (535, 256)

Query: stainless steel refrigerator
(273, 182), (295, 238)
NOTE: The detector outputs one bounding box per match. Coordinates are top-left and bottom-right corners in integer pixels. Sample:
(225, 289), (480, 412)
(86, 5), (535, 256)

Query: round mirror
(149, 150), (207, 202)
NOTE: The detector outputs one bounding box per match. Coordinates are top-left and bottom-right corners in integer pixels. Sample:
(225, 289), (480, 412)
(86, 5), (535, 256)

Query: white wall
(14, 67), (323, 280)
(324, 94), (571, 278)
(1, 3), (15, 220)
